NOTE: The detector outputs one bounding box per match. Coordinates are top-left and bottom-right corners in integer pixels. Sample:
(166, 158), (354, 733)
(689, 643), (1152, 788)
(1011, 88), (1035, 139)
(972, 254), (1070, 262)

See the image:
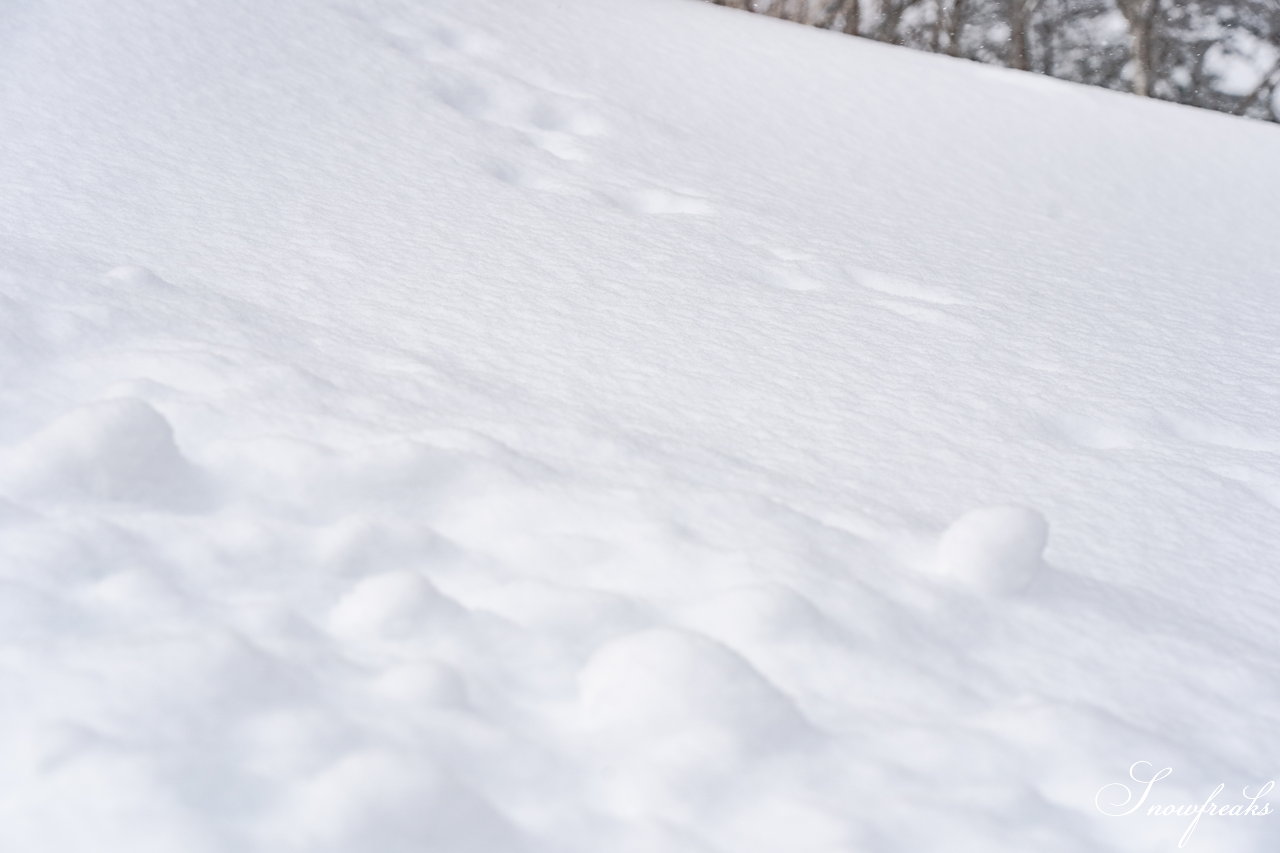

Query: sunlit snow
(1, 0), (1278, 850)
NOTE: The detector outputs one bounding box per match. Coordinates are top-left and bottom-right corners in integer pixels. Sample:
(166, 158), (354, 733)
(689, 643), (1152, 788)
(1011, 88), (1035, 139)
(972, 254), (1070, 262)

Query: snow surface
(2, 0), (1279, 850)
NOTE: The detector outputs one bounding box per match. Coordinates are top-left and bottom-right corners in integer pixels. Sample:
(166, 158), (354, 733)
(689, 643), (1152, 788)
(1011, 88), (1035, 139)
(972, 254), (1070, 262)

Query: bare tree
(943, 0), (971, 55)
(703, 0), (1280, 123)
(1007, 0), (1039, 70)
(771, 0), (807, 21)
(875, 0), (929, 45)
(1114, 0), (1161, 95)
(818, 0), (862, 33)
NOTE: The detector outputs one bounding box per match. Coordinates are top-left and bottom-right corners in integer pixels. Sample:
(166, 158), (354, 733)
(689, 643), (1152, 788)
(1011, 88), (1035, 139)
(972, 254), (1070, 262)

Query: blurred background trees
(705, 0), (1280, 121)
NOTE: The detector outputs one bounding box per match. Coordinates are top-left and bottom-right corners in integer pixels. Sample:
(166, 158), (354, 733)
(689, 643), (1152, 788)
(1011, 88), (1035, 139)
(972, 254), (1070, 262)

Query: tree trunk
(818, 0), (858, 31)
(1008, 0), (1036, 70)
(878, 0), (921, 45)
(946, 0), (968, 55)
(1131, 22), (1151, 95)
(1117, 0), (1159, 96)
(773, 0), (808, 21)
(842, 0), (861, 33)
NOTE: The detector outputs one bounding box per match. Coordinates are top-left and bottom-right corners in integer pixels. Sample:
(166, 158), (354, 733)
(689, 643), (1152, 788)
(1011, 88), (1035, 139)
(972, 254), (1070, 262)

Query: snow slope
(2, 0), (1279, 850)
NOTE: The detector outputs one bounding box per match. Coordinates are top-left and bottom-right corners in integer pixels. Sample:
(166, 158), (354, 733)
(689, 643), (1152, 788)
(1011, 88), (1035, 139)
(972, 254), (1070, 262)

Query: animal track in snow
(488, 160), (575, 194)
(526, 99), (607, 137)
(418, 19), (501, 59)
(431, 76), (604, 140)
(755, 247), (837, 292)
(874, 299), (978, 334)
(842, 265), (977, 332)
(360, 9), (501, 62)
(430, 67), (607, 164)
(364, 5), (723, 225)
(602, 185), (714, 217)
(849, 266), (962, 305)
(358, 6), (610, 165)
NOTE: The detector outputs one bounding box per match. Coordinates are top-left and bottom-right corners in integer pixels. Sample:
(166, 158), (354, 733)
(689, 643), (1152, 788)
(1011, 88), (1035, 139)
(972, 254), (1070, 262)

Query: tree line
(709, 0), (1280, 121)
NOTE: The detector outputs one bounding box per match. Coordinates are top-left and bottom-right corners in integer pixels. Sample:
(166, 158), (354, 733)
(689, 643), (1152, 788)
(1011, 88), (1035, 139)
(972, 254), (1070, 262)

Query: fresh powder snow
(1, 0), (1278, 851)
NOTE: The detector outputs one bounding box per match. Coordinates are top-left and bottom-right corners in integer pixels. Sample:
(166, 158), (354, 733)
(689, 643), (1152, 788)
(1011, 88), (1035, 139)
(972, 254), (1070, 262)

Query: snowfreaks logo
(1095, 761), (1274, 848)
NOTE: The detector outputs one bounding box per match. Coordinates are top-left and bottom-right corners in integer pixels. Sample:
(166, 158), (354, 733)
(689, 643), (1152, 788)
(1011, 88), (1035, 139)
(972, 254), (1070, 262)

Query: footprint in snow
(431, 70), (607, 161)
(849, 266), (962, 305)
(362, 6), (609, 162)
(489, 160), (574, 194)
(358, 8), (501, 62)
(603, 186), (715, 217)
(844, 265), (977, 332)
(756, 247), (835, 292)
(420, 19), (501, 59)
(526, 99), (607, 137)
(873, 299), (978, 334)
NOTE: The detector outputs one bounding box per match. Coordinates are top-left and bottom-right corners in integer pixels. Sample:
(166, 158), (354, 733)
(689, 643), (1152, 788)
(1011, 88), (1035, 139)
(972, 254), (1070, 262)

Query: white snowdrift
(1, 0), (1278, 851)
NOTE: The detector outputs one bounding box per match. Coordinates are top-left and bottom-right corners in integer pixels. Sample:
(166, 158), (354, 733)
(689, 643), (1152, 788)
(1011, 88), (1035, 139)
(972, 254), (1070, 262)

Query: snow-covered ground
(2, 0), (1279, 850)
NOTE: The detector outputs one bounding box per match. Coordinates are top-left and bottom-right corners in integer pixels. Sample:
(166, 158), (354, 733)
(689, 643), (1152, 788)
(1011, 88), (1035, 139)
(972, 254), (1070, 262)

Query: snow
(0, 396), (205, 506)
(1, 0), (1279, 850)
(935, 505), (1049, 592)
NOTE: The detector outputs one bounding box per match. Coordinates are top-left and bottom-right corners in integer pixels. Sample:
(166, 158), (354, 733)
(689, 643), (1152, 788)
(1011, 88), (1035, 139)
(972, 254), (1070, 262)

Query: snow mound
(1, 0), (1278, 849)
(0, 398), (205, 507)
(103, 265), (176, 293)
(936, 505), (1049, 592)
(277, 750), (527, 853)
(578, 627), (807, 745)
(327, 569), (464, 642)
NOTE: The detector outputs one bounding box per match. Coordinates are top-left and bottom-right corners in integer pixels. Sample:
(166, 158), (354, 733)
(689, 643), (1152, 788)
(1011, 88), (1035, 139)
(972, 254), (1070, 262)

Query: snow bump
(936, 505), (1049, 593)
(578, 627), (808, 746)
(103, 265), (177, 293)
(327, 570), (465, 643)
(0, 398), (205, 507)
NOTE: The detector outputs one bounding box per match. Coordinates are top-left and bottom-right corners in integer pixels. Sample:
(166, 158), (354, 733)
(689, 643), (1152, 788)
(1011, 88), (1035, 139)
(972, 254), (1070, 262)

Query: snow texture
(1, 0), (1278, 850)
(936, 505), (1048, 592)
